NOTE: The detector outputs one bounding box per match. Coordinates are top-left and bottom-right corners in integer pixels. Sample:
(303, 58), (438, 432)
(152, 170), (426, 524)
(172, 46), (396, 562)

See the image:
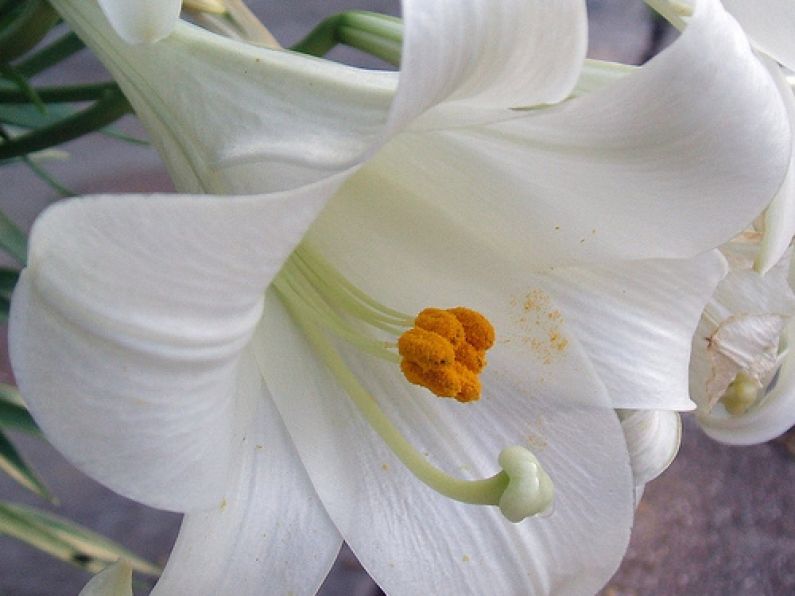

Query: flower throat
(271, 244), (553, 523)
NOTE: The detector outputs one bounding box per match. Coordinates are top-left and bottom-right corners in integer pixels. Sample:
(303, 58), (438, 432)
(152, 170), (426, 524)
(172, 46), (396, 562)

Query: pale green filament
(273, 244), (554, 522)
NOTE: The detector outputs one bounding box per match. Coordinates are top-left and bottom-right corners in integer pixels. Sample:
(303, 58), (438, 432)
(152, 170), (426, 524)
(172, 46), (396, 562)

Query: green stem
(644, 0), (687, 31)
(14, 31), (84, 78)
(0, 87), (131, 159)
(291, 10), (403, 66)
(0, 81), (119, 103)
(0, 190), (27, 264)
(0, 0), (60, 63)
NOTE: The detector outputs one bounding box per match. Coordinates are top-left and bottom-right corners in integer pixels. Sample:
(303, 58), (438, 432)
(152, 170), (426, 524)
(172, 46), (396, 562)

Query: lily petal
(538, 251), (727, 411)
(690, 245), (795, 411)
(257, 294), (634, 596)
(756, 60), (795, 274)
(698, 321), (795, 444)
(50, 0), (396, 194)
(79, 560), (132, 596)
(389, 0), (587, 133)
(9, 180), (340, 512)
(423, 0), (789, 263)
(619, 409), (681, 491)
(97, 0), (181, 44)
(722, 0), (795, 71)
(309, 165), (723, 411)
(314, 3), (790, 275)
(153, 351), (341, 595)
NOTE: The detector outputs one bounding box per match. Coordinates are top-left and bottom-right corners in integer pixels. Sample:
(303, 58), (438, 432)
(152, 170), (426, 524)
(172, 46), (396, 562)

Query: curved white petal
(153, 351), (341, 596)
(698, 326), (795, 445)
(9, 181), (339, 512)
(97, 0), (181, 44)
(723, 0), (795, 71)
(79, 560), (132, 596)
(257, 295), (634, 596)
(538, 251), (727, 411)
(309, 167), (724, 411)
(690, 245), (795, 411)
(420, 0), (789, 263)
(323, 2), (790, 273)
(50, 0), (396, 194)
(389, 0), (587, 133)
(619, 409), (681, 490)
(757, 61), (795, 274)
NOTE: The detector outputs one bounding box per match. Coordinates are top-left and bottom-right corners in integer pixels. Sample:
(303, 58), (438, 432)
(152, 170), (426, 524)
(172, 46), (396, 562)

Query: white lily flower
(11, 0), (792, 594)
(618, 409), (682, 506)
(97, 0), (182, 44)
(692, 240), (795, 444)
(675, 0), (795, 272)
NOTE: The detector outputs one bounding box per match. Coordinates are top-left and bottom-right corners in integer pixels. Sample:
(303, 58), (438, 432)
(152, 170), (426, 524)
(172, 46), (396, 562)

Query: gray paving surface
(2, 1), (794, 594)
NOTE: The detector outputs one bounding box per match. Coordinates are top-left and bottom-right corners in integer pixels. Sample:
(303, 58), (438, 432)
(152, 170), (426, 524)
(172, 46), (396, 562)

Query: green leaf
(0, 206), (26, 264)
(0, 383), (40, 436)
(14, 31), (84, 78)
(0, 428), (54, 502)
(0, 63), (44, 113)
(0, 87), (132, 160)
(0, 501), (162, 576)
(21, 153), (75, 196)
(0, 102), (148, 144)
(0, 267), (18, 297)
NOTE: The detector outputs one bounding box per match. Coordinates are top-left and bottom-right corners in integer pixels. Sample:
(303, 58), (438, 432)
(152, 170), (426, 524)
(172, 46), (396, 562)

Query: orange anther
(415, 308), (465, 347)
(454, 363), (481, 403)
(448, 307), (495, 351)
(398, 327), (455, 370)
(455, 341), (487, 374)
(401, 360), (462, 398)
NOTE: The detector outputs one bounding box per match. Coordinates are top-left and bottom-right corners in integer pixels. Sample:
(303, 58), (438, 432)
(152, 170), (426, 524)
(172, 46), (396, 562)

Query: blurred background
(1, 1), (794, 594)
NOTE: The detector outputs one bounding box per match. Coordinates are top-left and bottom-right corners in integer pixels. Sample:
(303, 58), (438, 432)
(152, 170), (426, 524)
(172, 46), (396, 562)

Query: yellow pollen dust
(398, 307), (495, 403)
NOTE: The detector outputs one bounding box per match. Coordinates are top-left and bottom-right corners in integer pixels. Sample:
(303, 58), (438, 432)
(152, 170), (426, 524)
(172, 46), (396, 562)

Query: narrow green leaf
(0, 382), (24, 407)
(0, 429), (54, 502)
(0, 295), (9, 322)
(0, 267), (18, 297)
(0, 102), (62, 127)
(21, 154), (75, 196)
(0, 81), (121, 103)
(0, 103), (148, 144)
(14, 31), (84, 78)
(0, 0), (59, 63)
(0, 206), (26, 264)
(0, 384), (39, 436)
(0, 501), (162, 576)
(0, 88), (133, 159)
(0, 63), (45, 113)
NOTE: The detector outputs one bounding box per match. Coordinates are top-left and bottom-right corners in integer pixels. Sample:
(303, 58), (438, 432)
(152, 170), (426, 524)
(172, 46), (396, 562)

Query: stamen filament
(290, 253), (407, 335)
(295, 246), (415, 325)
(297, 314), (511, 506)
(273, 275), (399, 363)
